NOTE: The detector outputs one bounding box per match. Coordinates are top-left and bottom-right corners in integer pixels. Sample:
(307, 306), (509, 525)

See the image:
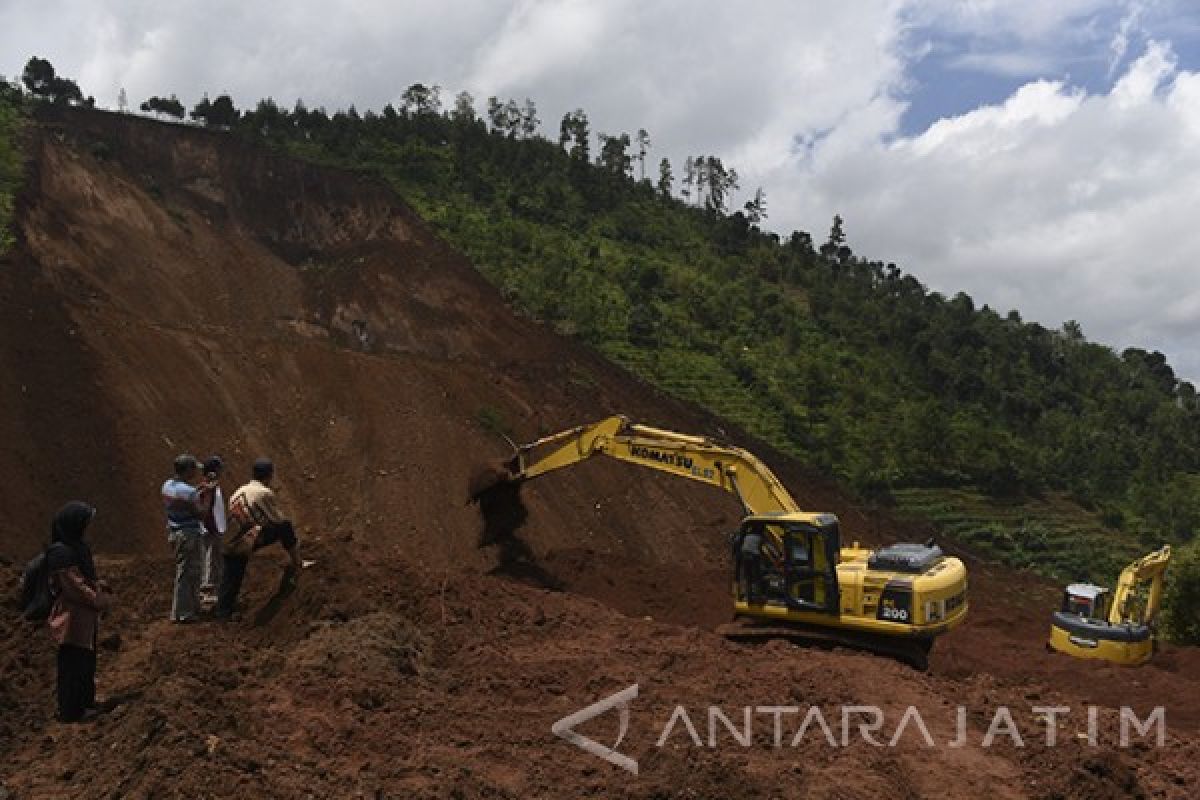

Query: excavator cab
(741, 515), (840, 615)
(1060, 584), (1111, 621)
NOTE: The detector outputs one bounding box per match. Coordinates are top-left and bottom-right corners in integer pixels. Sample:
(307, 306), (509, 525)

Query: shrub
(1162, 541), (1200, 644)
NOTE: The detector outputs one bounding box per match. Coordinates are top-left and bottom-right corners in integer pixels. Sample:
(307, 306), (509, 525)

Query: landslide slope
(0, 108), (1197, 799)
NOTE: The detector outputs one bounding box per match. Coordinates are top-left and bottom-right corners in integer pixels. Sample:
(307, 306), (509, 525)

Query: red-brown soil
(1, 108), (1198, 798)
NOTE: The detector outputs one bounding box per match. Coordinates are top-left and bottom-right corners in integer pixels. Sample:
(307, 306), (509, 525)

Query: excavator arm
(504, 415), (802, 516)
(1109, 545), (1171, 626)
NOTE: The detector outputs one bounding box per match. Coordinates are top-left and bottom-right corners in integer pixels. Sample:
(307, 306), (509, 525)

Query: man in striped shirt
(215, 458), (302, 620)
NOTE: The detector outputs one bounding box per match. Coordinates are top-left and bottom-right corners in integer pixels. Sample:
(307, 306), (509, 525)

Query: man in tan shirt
(214, 458), (301, 619)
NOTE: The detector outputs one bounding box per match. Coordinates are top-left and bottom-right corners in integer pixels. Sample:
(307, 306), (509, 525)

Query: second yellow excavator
(1048, 545), (1171, 666)
(472, 416), (969, 669)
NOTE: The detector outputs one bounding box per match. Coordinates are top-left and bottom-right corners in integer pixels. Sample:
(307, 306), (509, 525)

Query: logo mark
(551, 684), (639, 774)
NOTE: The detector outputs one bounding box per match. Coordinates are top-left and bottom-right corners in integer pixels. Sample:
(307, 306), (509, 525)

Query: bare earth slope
(1, 109), (1198, 799)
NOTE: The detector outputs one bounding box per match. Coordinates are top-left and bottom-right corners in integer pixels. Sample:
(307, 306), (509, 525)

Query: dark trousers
(57, 644), (96, 722)
(217, 554), (249, 617)
(216, 520), (297, 617)
(739, 555), (762, 602)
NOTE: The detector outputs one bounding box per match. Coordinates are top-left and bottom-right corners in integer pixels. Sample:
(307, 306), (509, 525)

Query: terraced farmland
(894, 487), (1149, 583)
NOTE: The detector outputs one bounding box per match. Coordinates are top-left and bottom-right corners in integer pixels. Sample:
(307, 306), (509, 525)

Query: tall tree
(163, 94), (185, 120)
(657, 157), (673, 198)
(452, 91), (476, 122)
(635, 128), (650, 181)
(207, 93), (240, 127)
(519, 97), (539, 138)
(189, 93), (211, 123)
(487, 97), (522, 136)
(701, 156), (738, 212)
(486, 96), (505, 132)
(744, 187), (767, 224)
(682, 156), (695, 204)
(190, 93), (240, 127)
(400, 83), (441, 115)
(141, 94), (185, 119)
(558, 109), (590, 162)
(821, 214), (849, 260)
(21, 57), (82, 105)
(694, 155), (710, 206)
(597, 133), (632, 179)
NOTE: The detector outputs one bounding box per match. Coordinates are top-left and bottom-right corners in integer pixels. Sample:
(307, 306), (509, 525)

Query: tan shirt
(223, 479), (286, 556)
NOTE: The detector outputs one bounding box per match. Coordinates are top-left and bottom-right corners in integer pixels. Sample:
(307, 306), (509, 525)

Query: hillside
(258, 91), (1200, 584)
(0, 107), (1198, 799)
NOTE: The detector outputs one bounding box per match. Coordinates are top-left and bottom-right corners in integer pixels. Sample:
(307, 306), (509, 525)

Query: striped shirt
(162, 478), (207, 535)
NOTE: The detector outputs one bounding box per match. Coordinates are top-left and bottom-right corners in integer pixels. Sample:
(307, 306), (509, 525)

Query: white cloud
(779, 40), (1200, 379)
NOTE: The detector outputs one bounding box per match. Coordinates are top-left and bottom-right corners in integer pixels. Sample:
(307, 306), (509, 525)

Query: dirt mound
(0, 108), (1198, 798)
(288, 611), (430, 679)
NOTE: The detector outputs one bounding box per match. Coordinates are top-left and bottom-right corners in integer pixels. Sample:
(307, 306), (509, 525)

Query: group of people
(42, 454), (301, 723)
(161, 453), (301, 623)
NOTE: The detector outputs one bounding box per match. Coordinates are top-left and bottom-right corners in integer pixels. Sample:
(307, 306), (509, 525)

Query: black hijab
(50, 501), (97, 582)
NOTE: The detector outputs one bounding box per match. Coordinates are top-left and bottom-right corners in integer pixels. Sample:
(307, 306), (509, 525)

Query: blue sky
(899, 1), (1200, 134)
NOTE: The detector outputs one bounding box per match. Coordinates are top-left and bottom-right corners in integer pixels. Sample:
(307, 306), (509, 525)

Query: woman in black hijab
(46, 502), (110, 722)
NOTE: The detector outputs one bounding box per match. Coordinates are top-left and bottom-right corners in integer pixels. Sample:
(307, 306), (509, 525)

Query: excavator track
(716, 617), (934, 671)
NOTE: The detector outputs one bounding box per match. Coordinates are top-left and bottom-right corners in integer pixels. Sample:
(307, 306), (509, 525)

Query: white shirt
(210, 486), (227, 534)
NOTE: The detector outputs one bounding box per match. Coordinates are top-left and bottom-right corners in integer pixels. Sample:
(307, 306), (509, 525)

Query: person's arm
(54, 566), (110, 611)
(193, 483), (216, 514)
(258, 488), (286, 525)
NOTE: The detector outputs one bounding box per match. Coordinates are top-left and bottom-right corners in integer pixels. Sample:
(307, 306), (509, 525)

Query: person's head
(203, 455), (224, 481)
(174, 453), (200, 483)
(52, 501), (96, 544)
(252, 457), (275, 485)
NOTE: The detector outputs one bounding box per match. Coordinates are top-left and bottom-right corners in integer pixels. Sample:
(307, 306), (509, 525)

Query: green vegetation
(0, 86), (26, 255)
(894, 488), (1145, 582)
(1163, 540), (1200, 644)
(18, 57), (85, 106)
(8, 60), (1200, 581)
(475, 406), (512, 439)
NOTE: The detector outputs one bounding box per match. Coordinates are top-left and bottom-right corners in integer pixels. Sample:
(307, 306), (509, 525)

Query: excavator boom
(508, 416), (801, 516)
(1110, 545), (1171, 626)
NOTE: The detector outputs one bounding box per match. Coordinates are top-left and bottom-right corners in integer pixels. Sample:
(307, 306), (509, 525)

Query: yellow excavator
(473, 416), (969, 669)
(1048, 545), (1171, 665)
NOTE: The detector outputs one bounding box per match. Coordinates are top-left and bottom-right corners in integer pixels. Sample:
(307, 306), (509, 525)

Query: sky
(3, 0), (1200, 379)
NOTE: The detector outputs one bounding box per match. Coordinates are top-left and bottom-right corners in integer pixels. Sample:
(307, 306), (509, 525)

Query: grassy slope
(895, 487), (1145, 583)
(0, 95), (25, 253)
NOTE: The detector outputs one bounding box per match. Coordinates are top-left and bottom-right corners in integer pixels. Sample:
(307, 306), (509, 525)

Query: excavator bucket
(467, 462), (516, 503)
(467, 461), (528, 546)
